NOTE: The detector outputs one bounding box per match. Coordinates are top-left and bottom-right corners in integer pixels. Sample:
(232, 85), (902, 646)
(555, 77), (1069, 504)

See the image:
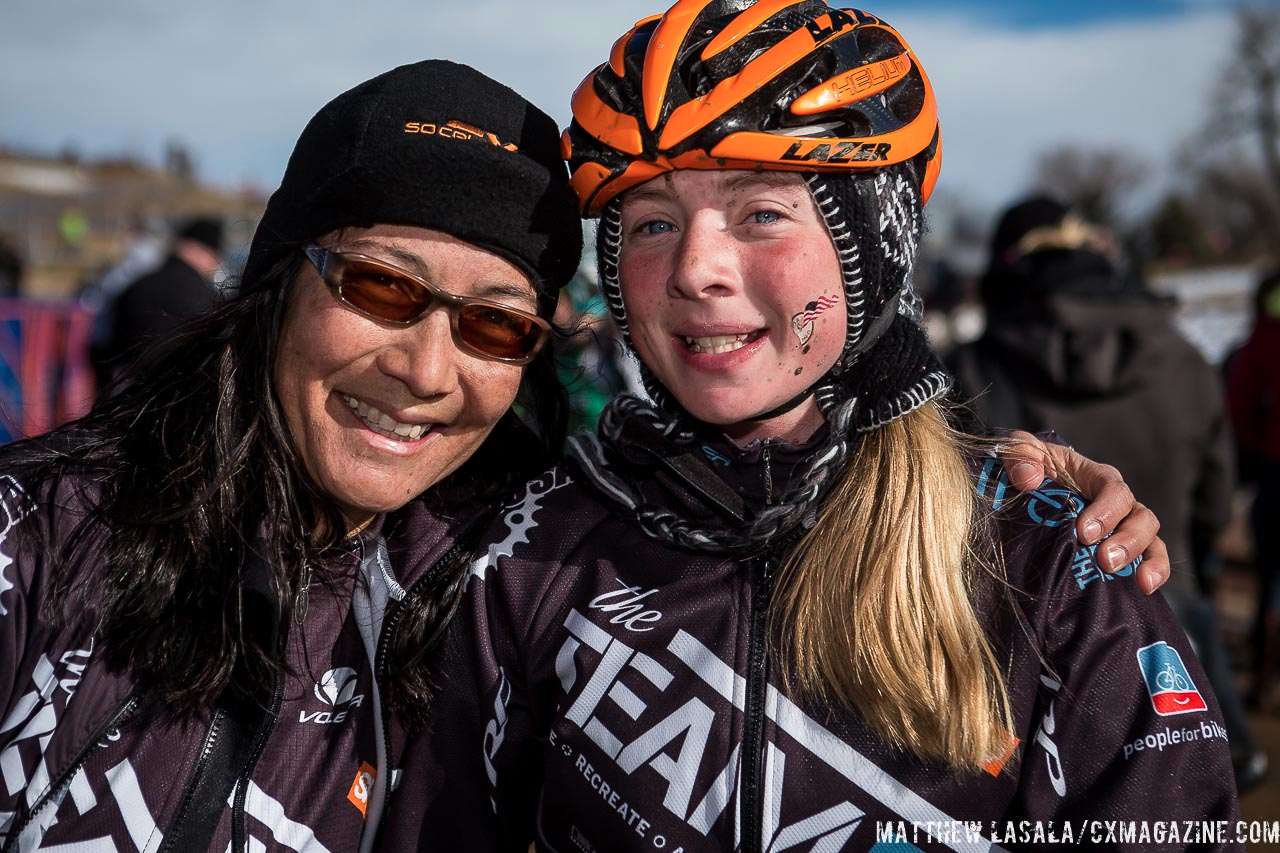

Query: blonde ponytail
(772, 401), (1012, 769)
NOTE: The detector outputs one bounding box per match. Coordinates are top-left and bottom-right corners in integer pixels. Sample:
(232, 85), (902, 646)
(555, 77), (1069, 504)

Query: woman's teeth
(684, 334), (748, 354)
(343, 395), (428, 441)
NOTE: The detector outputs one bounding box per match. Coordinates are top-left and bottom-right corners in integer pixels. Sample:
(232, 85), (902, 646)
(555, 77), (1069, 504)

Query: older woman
(0, 60), (580, 852)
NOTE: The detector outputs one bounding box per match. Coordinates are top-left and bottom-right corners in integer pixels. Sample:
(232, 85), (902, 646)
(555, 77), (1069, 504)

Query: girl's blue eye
(752, 210), (782, 224)
(640, 220), (675, 234)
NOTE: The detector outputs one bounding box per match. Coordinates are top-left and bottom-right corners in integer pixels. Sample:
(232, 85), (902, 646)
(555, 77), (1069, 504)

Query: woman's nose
(379, 307), (462, 399)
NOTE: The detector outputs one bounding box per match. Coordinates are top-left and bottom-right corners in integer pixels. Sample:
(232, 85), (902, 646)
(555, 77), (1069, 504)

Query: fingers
(988, 432), (1172, 591)
(1057, 460), (1170, 595)
(1026, 442), (1146, 554)
(1071, 468), (1134, 546)
(1135, 536), (1170, 595)
(992, 434), (1168, 594)
(996, 431), (1054, 490)
(1086, 499), (1167, 593)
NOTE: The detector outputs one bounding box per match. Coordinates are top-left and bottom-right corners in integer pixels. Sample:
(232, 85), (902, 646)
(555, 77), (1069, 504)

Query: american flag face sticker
(791, 294), (840, 346)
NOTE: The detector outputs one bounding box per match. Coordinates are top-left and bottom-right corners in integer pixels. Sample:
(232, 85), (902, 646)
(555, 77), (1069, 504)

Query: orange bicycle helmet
(563, 0), (941, 216)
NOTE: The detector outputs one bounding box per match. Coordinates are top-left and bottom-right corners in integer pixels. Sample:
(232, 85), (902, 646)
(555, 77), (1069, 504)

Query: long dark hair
(4, 252), (567, 714)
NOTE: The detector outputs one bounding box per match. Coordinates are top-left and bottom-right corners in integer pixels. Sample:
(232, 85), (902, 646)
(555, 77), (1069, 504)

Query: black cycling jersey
(382, 437), (1239, 852)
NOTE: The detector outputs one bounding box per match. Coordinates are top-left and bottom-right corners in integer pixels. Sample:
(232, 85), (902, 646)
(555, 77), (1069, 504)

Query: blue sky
(885, 0), (1229, 28)
(0, 0), (1258, 223)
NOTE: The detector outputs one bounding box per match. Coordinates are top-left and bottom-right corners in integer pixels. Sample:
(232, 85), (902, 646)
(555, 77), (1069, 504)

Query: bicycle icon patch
(1136, 641), (1208, 716)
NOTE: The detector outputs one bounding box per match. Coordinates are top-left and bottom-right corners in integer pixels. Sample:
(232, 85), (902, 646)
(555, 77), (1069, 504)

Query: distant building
(0, 148), (265, 297)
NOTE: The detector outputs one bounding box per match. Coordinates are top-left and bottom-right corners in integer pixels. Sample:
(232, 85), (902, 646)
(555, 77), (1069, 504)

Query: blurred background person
(92, 215), (224, 383)
(86, 214), (167, 302)
(1227, 270), (1280, 715)
(79, 214), (167, 382)
(0, 235), (22, 297)
(552, 270), (634, 436)
(948, 195), (1267, 793)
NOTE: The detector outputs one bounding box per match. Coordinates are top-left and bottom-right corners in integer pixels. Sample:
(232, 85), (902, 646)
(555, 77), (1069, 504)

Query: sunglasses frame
(303, 244), (551, 365)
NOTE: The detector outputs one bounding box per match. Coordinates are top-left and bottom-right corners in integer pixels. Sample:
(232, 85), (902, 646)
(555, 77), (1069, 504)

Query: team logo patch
(1136, 642), (1208, 716)
(348, 760), (376, 816)
(700, 446), (732, 468)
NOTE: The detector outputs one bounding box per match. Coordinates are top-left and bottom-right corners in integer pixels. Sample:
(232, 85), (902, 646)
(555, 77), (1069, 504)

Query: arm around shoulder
(1009, 504), (1240, 849)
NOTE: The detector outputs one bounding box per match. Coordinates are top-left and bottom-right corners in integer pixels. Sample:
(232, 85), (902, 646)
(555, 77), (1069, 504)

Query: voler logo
(301, 667), (366, 725)
(315, 666), (360, 705)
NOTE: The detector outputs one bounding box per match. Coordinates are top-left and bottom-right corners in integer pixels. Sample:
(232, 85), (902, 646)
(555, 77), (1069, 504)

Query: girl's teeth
(685, 334), (749, 354)
(342, 395), (428, 442)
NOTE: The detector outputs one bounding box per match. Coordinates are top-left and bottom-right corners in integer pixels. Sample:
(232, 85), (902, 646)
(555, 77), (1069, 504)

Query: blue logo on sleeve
(1071, 543), (1140, 590)
(975, 458), (1011, 510)
(1023, 487), (1085, 528)
(700, 446), (732, 468)
(1136, 642), (1208, 716)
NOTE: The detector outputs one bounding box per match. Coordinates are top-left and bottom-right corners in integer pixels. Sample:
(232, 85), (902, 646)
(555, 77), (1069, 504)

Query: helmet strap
(746, 386), (819, 422)
(832, 292), (901, 375)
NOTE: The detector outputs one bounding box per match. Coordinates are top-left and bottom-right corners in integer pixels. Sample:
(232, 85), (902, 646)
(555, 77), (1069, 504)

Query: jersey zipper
(740, 550), (778, 853)
(230, 533), (313, 853)
(229, 658), (286, 851)
(155, 706), (230, 853)
(3, 695), (140, 852)
(740, 527), (805, 853)
(366, 522), (489, 843)
(762, 443), (775, 507)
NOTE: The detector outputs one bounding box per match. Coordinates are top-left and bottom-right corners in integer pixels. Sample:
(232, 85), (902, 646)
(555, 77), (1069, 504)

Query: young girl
(385, 3), (1237, 849)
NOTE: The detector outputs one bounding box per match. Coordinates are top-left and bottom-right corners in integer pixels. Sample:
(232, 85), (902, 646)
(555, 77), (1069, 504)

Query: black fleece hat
(243, 59), (582, 316)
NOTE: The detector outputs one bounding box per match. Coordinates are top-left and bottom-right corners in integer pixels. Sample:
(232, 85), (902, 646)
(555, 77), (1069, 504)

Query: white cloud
(0, 0), (1237, 216)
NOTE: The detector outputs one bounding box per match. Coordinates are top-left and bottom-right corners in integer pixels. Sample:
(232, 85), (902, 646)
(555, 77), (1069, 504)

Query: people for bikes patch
(1135, 641), (1207, 716)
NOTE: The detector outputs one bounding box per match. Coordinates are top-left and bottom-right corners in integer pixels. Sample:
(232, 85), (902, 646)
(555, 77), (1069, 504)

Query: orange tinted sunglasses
(304, 244), (551, 364)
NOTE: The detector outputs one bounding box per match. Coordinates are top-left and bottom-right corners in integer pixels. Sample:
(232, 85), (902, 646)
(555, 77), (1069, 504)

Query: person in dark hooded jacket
(948, 195), (1266, 792)
(1227, 269), (1280, 712)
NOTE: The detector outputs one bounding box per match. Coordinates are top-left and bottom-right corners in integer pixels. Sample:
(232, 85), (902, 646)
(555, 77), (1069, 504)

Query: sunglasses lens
(457, 304), (545, 360)
(336, 258), (430, 324)
(317, 249), (544, 361)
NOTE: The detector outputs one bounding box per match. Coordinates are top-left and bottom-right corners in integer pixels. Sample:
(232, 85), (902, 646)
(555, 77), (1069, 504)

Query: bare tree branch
(1031, 146), (1148, 226)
